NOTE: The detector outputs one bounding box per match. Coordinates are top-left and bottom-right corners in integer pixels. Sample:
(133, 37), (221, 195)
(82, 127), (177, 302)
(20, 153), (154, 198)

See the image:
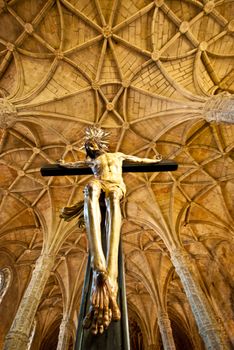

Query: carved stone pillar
(157, 310), (176, 350)
(0, 98), (17, 128)
(4, 254), (55, 350)
(57, 317), (72, 350)
(170, 247), (228, 350)
(204, 92), (234, 124)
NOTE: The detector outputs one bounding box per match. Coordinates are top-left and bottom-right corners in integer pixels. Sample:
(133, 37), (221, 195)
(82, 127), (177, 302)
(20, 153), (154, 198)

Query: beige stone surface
(0, 0), (233, 349)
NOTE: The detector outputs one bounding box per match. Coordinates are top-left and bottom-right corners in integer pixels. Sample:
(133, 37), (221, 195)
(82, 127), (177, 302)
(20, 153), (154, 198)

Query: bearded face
(85, 140), (104, 159)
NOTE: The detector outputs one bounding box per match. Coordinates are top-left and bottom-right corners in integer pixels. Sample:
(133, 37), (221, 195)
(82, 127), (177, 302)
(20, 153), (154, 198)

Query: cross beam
(40, 158), (178, 350)
(40, 160), (178, 176)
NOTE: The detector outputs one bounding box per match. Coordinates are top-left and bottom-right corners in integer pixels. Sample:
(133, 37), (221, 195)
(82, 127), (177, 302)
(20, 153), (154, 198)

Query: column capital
(34, 253), (55, 270)
(60, 316), (73, 329)
(204, 92), (234, 124)
(0, 98), (17, 129)
(170, 247), (193, 268)
(157, 310), (173, 329)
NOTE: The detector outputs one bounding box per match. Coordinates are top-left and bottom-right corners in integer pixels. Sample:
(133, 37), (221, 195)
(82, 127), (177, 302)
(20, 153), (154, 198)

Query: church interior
(0, 0), (234, 349)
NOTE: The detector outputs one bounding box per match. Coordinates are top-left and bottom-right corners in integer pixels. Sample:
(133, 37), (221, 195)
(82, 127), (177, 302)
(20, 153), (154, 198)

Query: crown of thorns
(81, 126), (110, 150)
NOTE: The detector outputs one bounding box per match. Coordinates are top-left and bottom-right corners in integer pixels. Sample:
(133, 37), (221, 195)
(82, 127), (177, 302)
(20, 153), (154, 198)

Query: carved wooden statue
(59, 127), (162, 335)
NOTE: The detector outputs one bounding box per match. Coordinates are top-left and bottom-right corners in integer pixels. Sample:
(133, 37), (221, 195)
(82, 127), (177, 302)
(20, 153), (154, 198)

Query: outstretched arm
(57, 159), (93, 168)
(122, 153), (162, 164)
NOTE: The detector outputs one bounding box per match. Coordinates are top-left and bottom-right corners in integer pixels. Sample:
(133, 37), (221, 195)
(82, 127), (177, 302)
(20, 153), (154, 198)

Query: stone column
(0, 98), (17, 128)
(57, 317), (72, 350)
(157, 310), (176, 350)
(170, 247), (228, 350)
(4, 254), (55, 350)
(203, 92), (234, 124)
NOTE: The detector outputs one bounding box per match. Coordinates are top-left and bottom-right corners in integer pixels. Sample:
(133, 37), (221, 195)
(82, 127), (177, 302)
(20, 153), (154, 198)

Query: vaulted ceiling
(0, 0), (233, 348)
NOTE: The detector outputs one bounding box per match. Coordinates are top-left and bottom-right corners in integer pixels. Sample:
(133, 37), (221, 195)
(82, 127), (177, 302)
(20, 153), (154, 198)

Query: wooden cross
(40, 159), (178, 350)
(41, 160), (178, 177)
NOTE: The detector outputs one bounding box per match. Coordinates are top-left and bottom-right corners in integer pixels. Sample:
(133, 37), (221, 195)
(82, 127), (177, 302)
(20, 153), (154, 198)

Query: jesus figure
(59, 127), (162, 335)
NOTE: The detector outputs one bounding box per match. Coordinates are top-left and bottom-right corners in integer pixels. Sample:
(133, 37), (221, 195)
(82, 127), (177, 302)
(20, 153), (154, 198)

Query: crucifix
(41, 127), (177, 348)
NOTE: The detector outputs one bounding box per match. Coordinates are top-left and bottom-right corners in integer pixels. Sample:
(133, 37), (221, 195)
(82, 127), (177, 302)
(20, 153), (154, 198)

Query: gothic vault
(0, 0), (233, 349)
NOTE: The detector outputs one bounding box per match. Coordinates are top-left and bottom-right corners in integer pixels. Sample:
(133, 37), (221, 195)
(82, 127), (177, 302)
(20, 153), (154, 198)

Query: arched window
(0, 267), (11, 303)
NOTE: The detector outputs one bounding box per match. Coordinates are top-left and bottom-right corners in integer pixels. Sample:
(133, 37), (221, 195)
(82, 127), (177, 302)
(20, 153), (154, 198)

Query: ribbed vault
(0, 0), (233, 348)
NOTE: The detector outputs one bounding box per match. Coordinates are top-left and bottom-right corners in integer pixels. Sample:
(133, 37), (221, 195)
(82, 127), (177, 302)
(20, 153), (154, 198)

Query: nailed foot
(83, 271), (120, 334)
